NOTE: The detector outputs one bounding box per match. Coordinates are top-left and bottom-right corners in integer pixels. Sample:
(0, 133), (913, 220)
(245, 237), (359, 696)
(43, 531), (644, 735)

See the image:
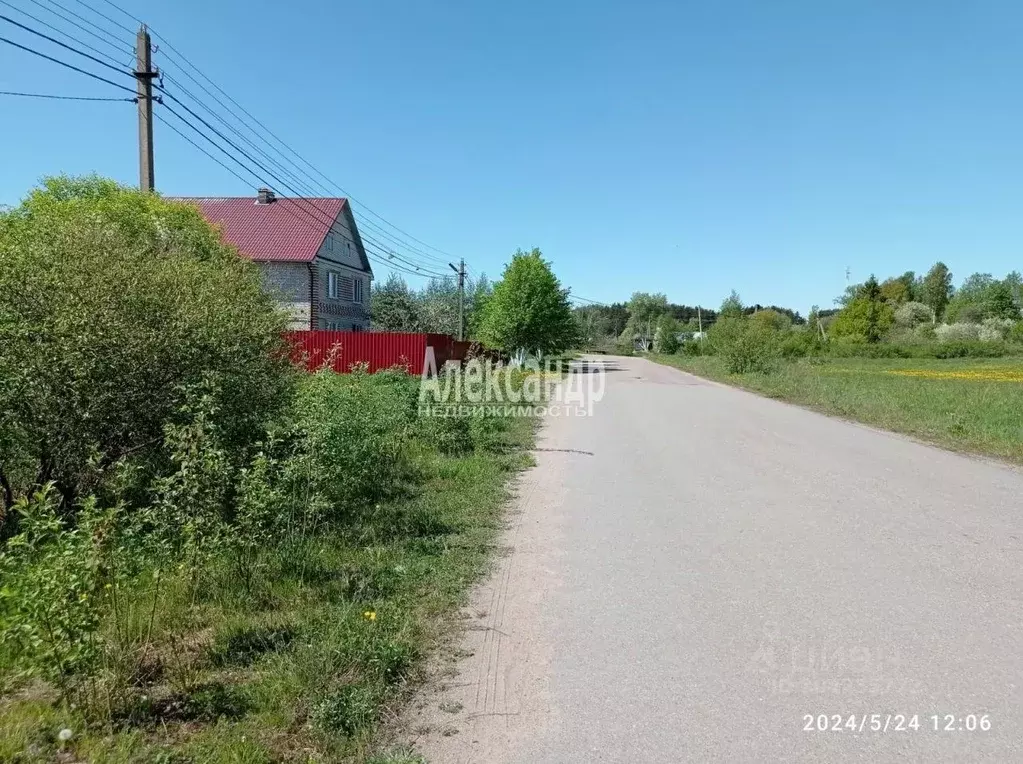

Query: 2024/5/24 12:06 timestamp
(803, 714), (992, 732)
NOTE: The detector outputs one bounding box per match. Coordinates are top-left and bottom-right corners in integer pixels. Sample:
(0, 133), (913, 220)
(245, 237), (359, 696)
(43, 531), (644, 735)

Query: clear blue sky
(3, 0), (1023, 313)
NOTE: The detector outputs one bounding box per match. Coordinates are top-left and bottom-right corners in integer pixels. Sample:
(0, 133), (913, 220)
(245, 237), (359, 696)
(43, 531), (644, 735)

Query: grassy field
(0, 407), (535, 764)
(650, 354), (1023, 463)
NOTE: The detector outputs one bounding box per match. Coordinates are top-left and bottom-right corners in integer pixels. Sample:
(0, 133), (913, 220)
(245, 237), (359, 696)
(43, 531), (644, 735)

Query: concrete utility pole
(135, 25), (157, 191)
(449, 258), (466, 341)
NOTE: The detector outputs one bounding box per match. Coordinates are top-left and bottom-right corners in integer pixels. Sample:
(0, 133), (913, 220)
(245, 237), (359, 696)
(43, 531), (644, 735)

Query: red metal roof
(180, 197), (348, 262)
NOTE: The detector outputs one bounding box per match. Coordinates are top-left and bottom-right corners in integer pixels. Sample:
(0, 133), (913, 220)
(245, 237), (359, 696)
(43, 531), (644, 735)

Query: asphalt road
(409, 355), (1023, 763)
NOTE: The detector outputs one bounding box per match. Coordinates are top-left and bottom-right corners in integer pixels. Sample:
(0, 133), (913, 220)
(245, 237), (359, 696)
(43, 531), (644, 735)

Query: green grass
(0, 417), (536, 763)
(651, 353), (1023, 463)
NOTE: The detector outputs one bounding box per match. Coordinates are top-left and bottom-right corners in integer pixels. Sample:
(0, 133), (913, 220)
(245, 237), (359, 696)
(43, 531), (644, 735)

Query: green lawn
(650, 354), (1023, 463)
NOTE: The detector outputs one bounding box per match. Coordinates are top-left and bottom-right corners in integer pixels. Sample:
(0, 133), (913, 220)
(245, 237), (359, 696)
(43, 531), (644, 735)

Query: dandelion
(888, 368), (1023, 382)
(57, 728), (73, 742)
(363, 611), (377, 621)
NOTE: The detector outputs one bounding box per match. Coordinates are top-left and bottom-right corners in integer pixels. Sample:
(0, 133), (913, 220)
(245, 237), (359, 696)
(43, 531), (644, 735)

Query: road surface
(404, 356), (1023, 763)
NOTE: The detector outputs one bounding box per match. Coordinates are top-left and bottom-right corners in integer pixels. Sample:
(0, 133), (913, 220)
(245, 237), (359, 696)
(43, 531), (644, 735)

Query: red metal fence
(285, 331), (470, 374)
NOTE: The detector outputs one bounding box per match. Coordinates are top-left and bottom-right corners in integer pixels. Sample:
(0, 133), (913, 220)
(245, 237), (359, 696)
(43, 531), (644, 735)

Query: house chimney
(256, 187), (276, 204)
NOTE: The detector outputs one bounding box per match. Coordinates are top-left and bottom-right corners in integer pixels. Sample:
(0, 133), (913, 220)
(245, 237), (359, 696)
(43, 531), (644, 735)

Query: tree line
(824, 261), (1022, 344)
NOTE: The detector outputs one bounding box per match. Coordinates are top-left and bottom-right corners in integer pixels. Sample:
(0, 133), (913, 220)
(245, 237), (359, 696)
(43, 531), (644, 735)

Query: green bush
(935, 322), (981, 343)
(0, 487), (111, 696)
(709, 317), (779, 373)
(680, 336), (710, 356)
(1011, 322), (1023, 344)
(827, 339), (1008, 359)
(779, 329), (824, 358)
(0, 176), (293, 529)
(288, 370), (416, 518)
(652, 318), (680, 354)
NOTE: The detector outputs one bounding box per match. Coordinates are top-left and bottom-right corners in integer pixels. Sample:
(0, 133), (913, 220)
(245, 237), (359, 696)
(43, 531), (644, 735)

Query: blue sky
(2, 0), (1022, 313)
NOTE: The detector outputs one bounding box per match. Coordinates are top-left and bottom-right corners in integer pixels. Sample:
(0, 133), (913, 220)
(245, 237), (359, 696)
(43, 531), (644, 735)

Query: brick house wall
(311, 212), (372, 331)
(259, 262), (312, 330)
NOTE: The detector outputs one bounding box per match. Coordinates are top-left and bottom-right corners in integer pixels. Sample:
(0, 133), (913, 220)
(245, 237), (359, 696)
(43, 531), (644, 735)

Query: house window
(327, 271), (338, 299)
(354, 278), (364, 304)
(340, 275), (355, 301)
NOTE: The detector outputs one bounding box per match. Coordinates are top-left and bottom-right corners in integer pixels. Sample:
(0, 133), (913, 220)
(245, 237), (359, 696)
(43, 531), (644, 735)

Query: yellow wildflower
(363, 611), (377, 622)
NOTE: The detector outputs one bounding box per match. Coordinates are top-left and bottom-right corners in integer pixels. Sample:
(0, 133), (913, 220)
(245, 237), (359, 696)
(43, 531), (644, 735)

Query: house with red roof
(183, 188), (373, 330)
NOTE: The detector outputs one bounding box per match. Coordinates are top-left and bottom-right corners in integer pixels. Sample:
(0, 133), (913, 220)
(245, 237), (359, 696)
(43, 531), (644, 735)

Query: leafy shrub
(934, 322), (981, 342)
(827, 338), (1007, 359)
(1010, 321), (1023, 344)
(288, 370), (415, 518)
(914, 323), (937, 341)
(929, 340), (1007, 358)
(893, 301), (934, 329)
(683, 337), (707, 355)
(0, 176), (293, 528)
(709, 317), (779, 373)
(979, 317), (1015, 342)
(0, 487), (111, 695)
(750, 309), (792, 333)
(652, 319), (680, 354)
(779, 329), (823, 358)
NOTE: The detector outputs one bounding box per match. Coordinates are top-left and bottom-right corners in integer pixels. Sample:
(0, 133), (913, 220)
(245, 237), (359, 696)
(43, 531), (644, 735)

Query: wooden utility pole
(449, 259), (466, 340)
(135, 25), (157, 191)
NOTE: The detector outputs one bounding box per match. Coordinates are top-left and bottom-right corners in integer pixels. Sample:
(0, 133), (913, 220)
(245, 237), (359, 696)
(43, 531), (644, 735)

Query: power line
(158, 46), (461, 263)
(0, 34), (138, 95)
(154, 109), (249, 183)
(66, 0), (134, 36)
(95, 0), (143, 27)
(158, 69), (453, 271)
(84, 0), (458, 275)
(0, 13), (134, 79)
(156, 79), (450, 278)
(29, 0), (130, 54)
(0, 0), (128, 64)
(0, 88), (134, 101)
(155, 101), (445, 280)
(3, 0), (451, 282)
(91, 0), (464, 266)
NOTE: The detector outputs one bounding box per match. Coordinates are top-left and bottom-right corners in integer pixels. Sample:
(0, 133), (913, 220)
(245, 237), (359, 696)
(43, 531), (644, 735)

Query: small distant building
(184, 188), (373, 330)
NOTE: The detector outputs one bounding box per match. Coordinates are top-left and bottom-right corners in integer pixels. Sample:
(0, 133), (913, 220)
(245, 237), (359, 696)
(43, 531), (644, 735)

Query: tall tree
(1004, 270), (1023, 308)
(416, 276), (460, 335)
(879, 276), (911, 305)
(477, 249), (579, 354)
(623, 292), (670, 339)
(719, 290), (744, 319)
(920, 262), (953, 320)
(986, 281), (1020, 320)
(831, 275), (894, 342)
(371, 273), (422, 332)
